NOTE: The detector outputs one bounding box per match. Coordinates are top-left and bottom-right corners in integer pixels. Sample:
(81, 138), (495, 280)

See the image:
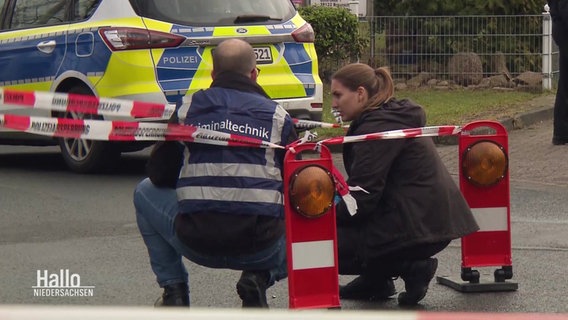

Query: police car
(0, 0), (322, 172)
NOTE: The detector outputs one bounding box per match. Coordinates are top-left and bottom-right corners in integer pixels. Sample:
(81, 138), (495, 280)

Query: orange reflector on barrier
(289, 165), (335, 218)
(462, 141), (508, 187)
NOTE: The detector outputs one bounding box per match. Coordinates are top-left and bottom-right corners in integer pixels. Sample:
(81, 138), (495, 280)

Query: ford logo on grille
(236, 28), (248, 34)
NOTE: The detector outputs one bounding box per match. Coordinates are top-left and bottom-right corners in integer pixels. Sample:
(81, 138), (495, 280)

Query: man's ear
(250, 68), (259, 82)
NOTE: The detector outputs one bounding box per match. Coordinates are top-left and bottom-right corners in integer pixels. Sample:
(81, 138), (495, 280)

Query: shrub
(298, 5), (368, 80)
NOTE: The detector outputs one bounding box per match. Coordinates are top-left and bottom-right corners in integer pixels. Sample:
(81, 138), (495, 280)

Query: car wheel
(57, 86), (121, 173)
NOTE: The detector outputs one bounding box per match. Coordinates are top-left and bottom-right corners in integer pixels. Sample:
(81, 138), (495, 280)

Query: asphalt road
(0, 118), (567, 312)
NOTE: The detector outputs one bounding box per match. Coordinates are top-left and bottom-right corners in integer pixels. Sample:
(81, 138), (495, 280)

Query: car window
(129, 0), (296, 26)
(72, 0), (99, 21)
(10, 0), (68, 29)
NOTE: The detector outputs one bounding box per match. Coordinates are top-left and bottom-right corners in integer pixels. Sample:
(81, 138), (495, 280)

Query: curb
(432, 105), (554, 146)
(501, 106), (554, 131)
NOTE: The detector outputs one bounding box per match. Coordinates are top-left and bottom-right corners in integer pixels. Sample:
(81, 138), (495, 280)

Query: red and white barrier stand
(283, 143), (341, 309)
(437, 120), (518, 292)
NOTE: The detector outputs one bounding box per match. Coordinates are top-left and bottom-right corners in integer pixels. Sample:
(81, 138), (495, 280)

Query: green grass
(313, 84), (547, 139)
(397, 88), (546, 125)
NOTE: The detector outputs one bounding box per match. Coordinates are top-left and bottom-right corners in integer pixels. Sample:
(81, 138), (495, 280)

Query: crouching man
(133, 39), (296, 308)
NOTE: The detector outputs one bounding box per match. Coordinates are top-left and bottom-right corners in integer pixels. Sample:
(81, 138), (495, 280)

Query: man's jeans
(133, 178), (287, 288)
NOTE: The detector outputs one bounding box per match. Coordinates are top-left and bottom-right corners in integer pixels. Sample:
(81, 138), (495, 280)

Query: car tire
(57, 86), (121, 173)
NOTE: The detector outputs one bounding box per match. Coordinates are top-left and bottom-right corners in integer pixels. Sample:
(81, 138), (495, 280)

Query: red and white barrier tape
(0, 88), (175, 120)
(0, 114), (284, 149)
(292, 118), (348, 129)
(0, 88), (342, 130)
(0, 112), (462, 149)
(0, 89), (463, 148)
(318, 125), (462, 146)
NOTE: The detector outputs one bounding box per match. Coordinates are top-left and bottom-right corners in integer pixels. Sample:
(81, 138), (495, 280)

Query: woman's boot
(339, 275), (396, 300)
(397, 258), (438, 306)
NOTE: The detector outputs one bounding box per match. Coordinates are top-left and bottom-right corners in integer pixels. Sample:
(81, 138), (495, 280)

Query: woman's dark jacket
(335, 98), (479, 265)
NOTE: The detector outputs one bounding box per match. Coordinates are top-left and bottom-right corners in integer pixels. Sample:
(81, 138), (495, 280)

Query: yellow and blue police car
(0, 0), (322, 172)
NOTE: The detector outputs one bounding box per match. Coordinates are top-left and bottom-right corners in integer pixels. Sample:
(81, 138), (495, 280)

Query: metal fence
(325, 12), (559, 90)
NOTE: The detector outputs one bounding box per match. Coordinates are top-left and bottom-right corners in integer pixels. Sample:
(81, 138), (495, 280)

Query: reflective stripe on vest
(180, 162), (282, 181)
(177, 186), (283, 205)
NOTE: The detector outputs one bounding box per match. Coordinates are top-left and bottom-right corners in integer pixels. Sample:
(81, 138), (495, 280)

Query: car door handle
(37, 40), (56, 54)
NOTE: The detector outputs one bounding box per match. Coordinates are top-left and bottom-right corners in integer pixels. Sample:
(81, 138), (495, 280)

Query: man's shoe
(397, 258), (438, 306)
(154, 283), (189, 307)
(339, 275), (396, 300)
(236, 271), (269, 308)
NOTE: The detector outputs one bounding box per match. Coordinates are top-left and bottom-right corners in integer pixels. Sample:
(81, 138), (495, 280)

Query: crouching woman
(331, 63), (479, 306)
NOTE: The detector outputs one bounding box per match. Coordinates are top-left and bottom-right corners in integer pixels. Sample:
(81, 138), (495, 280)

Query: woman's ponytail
(365, 67), (394, 110)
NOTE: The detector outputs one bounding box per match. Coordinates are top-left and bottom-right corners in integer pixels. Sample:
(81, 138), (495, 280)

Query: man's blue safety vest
(176, 87), (294, 218)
